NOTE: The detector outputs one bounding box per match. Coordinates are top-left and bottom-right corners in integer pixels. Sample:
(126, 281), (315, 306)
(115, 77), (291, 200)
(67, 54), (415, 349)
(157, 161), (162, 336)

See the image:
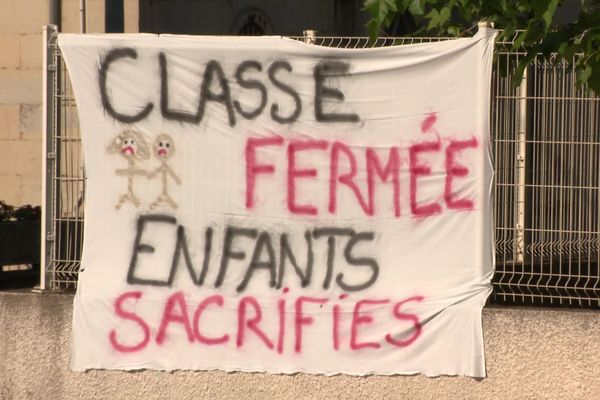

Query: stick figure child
(148, 133), (181, 209)
(107, 129), (150, 209)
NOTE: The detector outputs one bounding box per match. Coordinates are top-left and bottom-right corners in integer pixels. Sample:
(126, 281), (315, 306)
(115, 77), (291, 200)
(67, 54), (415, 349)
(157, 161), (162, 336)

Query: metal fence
(42, 25), (84, 290)
(492, 35), (600, 308)
(42, 26), (600, 308)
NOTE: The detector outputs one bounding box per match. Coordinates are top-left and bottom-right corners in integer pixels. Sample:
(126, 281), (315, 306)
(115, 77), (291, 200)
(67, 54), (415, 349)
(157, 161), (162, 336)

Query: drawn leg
(149, 197), (161, 210)
(130, 191), (141, 207)
(164, 193), (178, 209)
(115, 191), (140, 209)
(115, 193), (129, 209)
(149, 194), (178, 210)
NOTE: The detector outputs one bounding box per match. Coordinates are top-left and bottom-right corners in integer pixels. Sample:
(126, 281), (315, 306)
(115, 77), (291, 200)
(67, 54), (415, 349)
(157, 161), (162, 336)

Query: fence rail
(42, 27), (600, 308)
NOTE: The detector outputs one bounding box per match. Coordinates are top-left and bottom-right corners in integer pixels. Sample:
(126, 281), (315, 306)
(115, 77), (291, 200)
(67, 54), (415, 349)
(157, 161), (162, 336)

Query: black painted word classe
(99, 48), (361, 126)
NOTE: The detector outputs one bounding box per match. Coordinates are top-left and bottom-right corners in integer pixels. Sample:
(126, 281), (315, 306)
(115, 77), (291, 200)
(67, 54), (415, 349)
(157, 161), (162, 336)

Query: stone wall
(1, 291), (600, 399)
(0, 0), (138, 207)
(0, 0), (47, 206)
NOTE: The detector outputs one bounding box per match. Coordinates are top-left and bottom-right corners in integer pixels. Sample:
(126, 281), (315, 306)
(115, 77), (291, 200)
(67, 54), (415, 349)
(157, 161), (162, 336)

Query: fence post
(39, 24), (58, 291)
(515, 67), (527, 264)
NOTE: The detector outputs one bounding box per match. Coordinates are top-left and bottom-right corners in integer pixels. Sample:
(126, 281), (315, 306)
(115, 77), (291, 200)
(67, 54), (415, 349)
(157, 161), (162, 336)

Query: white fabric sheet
(59, 28), (497, 377)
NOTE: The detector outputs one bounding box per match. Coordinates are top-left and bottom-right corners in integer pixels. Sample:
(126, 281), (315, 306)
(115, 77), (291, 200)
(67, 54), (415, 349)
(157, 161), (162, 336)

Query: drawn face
(120, 134), (139, 158)
(107, 130), (149, 161)
(154, 134), (175, 160)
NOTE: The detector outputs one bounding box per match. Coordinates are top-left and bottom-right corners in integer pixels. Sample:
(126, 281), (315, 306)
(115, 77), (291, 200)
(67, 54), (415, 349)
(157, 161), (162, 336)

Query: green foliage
(0, 202), (41, 222)
(362, 0), (600, 94)
(363, 0), (400, 39)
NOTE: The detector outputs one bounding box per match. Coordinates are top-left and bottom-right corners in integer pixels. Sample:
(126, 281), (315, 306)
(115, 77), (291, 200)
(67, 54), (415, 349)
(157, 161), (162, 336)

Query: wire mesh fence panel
(45, 29), (85, 290)
(491, 34), (528, 304)
(489, 35), (600, 308)
(524, 57), (600, 307)
(44, 30), (600, 307)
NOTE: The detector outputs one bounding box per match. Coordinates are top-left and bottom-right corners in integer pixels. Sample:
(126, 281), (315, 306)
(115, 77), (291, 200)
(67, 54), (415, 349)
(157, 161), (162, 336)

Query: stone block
(0, 175), (21, 204)
(0, 0), (48, 34)
(0, 33), (21, 68)
(124, 0), (139, 33)
(86, 0), (105, 33)
(0, 104), (20, 140)
(16, 140), (42, 177)
(0, 69), (42, 104)
(0, 140), (41, 177)
(0, 140), (21, 176)
(20, 175), (41, 205)
(0, 2), (15, 33)
(20, 34), (43, 69)
(60, 0), (79, 34)
(20, 103), (43, 140)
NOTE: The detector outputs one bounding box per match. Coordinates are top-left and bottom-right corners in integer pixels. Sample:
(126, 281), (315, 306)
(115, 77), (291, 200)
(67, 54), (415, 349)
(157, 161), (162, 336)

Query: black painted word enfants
(127, 214), (379, 293)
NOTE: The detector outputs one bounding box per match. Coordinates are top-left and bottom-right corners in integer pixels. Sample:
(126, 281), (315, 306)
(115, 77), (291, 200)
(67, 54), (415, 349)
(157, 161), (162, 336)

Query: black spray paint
(98, 48), (361, 126)
(127, 214), (379, 292)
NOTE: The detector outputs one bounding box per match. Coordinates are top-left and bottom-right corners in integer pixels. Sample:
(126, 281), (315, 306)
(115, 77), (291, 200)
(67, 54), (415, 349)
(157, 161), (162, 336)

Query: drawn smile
(158, 148), (167, 156)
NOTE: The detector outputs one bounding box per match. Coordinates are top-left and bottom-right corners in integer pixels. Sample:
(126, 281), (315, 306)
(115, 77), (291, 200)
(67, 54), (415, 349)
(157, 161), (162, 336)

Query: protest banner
(60, 28), (496, 377)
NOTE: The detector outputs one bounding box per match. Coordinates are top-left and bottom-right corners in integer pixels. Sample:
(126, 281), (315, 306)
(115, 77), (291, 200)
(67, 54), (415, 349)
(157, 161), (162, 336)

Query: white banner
(60, 28), (497, 377)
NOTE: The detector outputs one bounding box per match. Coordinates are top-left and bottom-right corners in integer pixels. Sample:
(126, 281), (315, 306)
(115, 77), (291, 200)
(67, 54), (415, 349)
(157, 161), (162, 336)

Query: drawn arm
(132, 168), (148, 176)
(167, 167), (182, 185)
(147, 168), (160, 179)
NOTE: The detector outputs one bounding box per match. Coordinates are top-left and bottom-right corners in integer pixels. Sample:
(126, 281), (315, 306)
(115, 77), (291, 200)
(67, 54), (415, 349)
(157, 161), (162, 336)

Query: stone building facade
(0, 0), (138, 206)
